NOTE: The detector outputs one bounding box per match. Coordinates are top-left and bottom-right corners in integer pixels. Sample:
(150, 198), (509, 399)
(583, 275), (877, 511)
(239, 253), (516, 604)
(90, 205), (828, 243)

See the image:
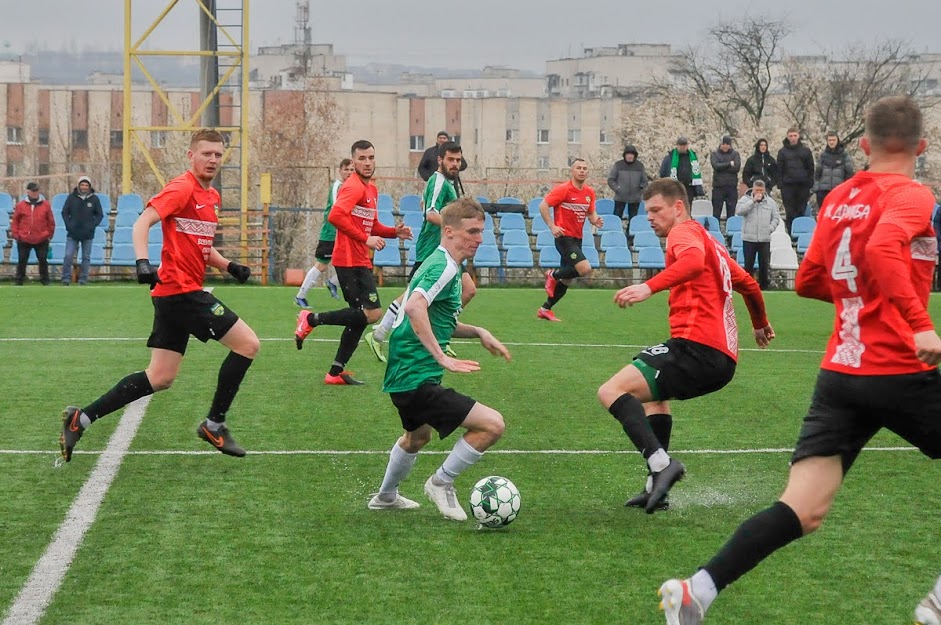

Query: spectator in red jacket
(11, 181), (55, 285)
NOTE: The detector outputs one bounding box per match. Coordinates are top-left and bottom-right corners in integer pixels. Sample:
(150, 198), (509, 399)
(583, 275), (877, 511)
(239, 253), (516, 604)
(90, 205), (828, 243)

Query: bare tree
(781, 40), (940, 147)
(667, 15), (790, 135)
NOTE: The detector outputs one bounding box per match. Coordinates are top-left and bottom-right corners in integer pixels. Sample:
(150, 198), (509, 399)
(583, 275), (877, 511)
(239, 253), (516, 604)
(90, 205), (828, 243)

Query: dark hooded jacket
(606, 146), (649, 203)
(742, 139), (778, 190)
(62, 184), (104, 241)
(776, 137), (815, 188)
(815, 142), (855, 192)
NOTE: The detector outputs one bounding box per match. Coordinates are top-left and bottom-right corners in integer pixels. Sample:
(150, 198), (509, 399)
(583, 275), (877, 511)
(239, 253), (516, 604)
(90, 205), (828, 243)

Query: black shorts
(407, 260), (424, 282)
(390, 383), (478, 439)
(555, 236), (586, 267)
(632, 338), (736, 401)
(147, 290), (240, 355)
(314, 239), (335, 262)
(792, 369), (941, 472)
(335, 266), (381, 310)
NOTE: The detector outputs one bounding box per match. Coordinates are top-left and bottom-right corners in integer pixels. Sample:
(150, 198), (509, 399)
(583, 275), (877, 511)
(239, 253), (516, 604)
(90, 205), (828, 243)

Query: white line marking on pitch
(1, 397), (151, 625)
(0, 446), (917, 457)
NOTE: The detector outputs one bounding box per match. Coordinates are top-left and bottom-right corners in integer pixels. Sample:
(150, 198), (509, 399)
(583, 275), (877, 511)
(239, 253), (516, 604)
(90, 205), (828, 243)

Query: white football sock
(297, 266), (323, 298)
(932, 574), (941, 600)
(378, 442), (418, 496)
(647, 448), (670, 473)
(690, 569), (718, 612)
(435, 436), (483, 483)
(373, 301), (400, 342)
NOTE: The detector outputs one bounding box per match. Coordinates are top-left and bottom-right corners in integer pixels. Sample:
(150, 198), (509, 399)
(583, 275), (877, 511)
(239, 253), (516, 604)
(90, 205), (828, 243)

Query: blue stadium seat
(501, 230), (529, 248)
(373, 244), (402, 267)
(110, 243), (137, 267)
(582, 246), (600, 268)
(0, 192), (12, 213)
(599, 231), (628, 251)
(90, 237), (106, 266)
(52, 193), (69, 213)
(473, 245), (501, 268)
(112, 227), (133, 246)
(504, 246), (533, 267)
(377, 210), (395, 226)
(96, 193), (112, 215)
(377, 194), (394, 211)
(150, 222), (163, 245)
(530, 217), (550, 234)
(582, 219), (593, 239)
(595, 198), (615, 215)
(637, 246), (666, 269)
(735, 248), (745, 265)
(398, 194), (421, 213)
(497, 196), (524, 205)
(725, 215), (743, 237)
(482, 230), (497, 247)
(475, 196), (490, 206)
(538, 245), (560, 268)
(796, 232), (814, 254)
(484, 213), (494, 229)
(527, 198), (543, 215)
(632, 231), (661, 250)
(791, 216), (816, 241)
(406, 246), (416, 265)
(628, 215), (652, 237)
(535, 231), (556, 248)
(49, 242), (65, 263)
(498, 213), (526, 231)
(0, 210), (9, 229)
(638, 201), (646, 215)
(730, 232), (743, 253)
(148, 242), (162, 265)
(51, 228), (67, 244)
(599, 216), (623, 232)
(117, 193), (144, 213)
(709, 230), (726, 246)
(695, 215), (721, 233)
(604, 247), (633, 268)
(115, 211), (138, 228)
(403, 212), (424, 233)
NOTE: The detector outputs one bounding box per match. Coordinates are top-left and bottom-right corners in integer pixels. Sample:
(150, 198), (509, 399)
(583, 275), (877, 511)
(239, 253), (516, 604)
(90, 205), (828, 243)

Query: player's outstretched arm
(405, 292), (480, 372)
(454, 323), (511, 362)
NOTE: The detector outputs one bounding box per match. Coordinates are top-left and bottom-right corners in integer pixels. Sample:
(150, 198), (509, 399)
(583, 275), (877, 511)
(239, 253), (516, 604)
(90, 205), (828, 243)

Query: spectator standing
(776, 127), (815, 235)
(742, 138), (778, 191)
(814, 132), (855, 209)
(710, 136), (741, 220)
(11, 181), (55, 286)
(418, 131), (468, 183)
(735, 180), (780, 290)
(606, 145), (648, 220)
(61, 175), (104, 285)
(659, 137), (705, 205)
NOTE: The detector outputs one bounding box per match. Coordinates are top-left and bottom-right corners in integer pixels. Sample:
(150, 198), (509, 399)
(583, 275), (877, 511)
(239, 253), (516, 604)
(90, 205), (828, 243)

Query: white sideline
(2, 397), (151, 625)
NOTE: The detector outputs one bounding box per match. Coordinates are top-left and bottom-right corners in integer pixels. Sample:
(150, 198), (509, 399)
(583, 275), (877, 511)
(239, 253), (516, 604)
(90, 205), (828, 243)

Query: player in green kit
(367, 197), (511, 521)
(294, 158), (353, 307)
(364, 142), (477, 362)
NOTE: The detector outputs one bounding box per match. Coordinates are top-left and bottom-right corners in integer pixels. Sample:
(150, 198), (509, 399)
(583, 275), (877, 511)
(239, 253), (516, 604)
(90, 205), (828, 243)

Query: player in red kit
(597, 178), (775, 514)
(537, 158), (603, 321)
(294, 140), (412, 385)
(658, 96), (941, 625)
(60, 129), (259, 461)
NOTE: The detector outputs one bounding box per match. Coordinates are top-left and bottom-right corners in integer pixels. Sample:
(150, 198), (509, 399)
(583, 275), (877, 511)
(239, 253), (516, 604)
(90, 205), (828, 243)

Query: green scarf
(670, 149), (703, 188)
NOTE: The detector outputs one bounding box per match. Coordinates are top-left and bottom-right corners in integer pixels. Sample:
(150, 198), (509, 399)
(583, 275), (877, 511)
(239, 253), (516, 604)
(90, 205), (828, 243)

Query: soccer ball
(469, 475), (521, 528)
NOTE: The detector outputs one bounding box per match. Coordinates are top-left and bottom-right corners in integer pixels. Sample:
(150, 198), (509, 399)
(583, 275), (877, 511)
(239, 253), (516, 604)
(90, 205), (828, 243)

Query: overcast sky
(1, 0), (939, 72)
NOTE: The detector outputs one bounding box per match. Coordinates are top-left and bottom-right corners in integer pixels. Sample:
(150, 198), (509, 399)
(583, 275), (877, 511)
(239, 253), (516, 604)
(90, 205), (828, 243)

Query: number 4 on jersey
(831, 227), (859, 293)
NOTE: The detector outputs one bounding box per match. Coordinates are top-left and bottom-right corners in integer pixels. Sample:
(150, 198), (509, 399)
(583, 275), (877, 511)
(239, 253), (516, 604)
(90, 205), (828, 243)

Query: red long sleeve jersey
(645, 219), (768, 361)
(796, 172), (937, 375)
(328, 174), (397, 268)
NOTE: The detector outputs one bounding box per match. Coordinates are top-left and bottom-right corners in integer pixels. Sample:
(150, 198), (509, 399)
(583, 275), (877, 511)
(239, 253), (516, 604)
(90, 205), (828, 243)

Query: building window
(409, 135), (424, 152)
(506, 129), (518, 142)
(38, 128), (49, 146)
(38, 163), (50, 176)
(6, 126), (23, 145)
(599, 130), (612, 144)
(6, 163), (16, 177)
(152, 131), (166, 148)
(72, 129), (88, 149)
(451, 134), (461, 145)
(110, 130), (123, 148)
(537, 129), (550, 144)
(70, 163), (86, 174)
(537, 156), (550, 170)
(567, 129), (581, 144)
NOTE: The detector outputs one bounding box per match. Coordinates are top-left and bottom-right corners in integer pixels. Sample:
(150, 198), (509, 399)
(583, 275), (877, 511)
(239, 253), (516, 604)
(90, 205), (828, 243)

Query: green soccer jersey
(318, 179), (341, 242)
(415, 171), (457, 263)
(383, 246), (463, 393)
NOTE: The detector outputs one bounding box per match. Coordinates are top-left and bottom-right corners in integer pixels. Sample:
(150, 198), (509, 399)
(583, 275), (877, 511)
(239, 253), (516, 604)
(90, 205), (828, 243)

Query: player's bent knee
(147, 373), (176, 391)
(597, 381), (620, 408)
(364, 308), (382, 324)
(402, 430), (431, 452)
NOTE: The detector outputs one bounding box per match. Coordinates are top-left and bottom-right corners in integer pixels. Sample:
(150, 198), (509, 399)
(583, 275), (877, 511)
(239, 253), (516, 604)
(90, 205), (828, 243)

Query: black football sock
(83, 371), (155, 422)
(648, 413), (673, 451)
(703, 501), (803, 591)
(330, 321), (368, 375)
(608, 393), (662, 459)
(552, 266), (579, 280)
(207, 352), (254, 423)
(543, 281), (569, 309)
(311, 308), (366, 327)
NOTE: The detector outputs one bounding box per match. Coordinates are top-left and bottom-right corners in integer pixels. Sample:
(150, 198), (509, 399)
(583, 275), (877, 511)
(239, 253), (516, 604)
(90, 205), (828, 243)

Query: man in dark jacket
(11, 181), (55, 285)
(417, 131), (468, 182)
(710, 135), (741, 220)
(814, 132), (855, 209)
(606, 145), (648, 220)
(61, 175), (104, 285)
(742, 138), (778, 191)
(659, 136), (704, 205)
(776, 127), (815, 235)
